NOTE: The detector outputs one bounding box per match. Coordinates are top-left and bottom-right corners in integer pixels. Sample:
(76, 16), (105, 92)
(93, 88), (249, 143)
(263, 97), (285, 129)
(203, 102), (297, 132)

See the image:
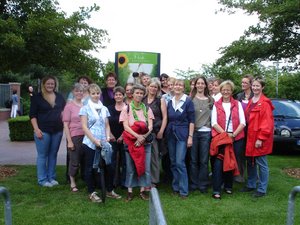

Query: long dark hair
(191, 76), (210, 99)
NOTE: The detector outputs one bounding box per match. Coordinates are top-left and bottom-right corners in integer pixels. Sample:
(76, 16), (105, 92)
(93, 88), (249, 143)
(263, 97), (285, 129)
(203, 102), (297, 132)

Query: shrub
(8, 116), (33, 141)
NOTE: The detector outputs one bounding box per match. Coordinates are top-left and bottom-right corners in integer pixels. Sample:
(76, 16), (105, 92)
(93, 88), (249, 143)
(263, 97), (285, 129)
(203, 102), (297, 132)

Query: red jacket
(210, 132), (240, 176)
(212, 97), (245, 141)
(122, 121), (149, 177)
(245, 94), (274, 157)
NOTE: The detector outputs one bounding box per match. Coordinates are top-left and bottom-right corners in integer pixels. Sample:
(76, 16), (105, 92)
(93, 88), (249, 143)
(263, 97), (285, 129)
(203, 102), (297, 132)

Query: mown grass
(1, 154), (300, 225)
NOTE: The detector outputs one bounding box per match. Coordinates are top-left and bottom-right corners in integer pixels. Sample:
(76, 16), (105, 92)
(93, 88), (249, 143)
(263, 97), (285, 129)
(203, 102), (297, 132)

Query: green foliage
(8, 115), (33, 141)
(217, 0), (300, 66)
(0, 0), (108, 76)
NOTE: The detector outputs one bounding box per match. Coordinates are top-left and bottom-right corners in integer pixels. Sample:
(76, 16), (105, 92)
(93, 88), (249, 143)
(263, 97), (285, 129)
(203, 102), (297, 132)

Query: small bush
(8, 116), (33, 141)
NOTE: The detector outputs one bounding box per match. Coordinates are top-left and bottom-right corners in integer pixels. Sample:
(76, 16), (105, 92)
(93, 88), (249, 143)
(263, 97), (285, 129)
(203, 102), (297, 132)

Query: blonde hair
(41, 75), (58, 108)
(219, 80), (235, 92)
(88, 83), (101, 94)
(148, 77), (162, 97)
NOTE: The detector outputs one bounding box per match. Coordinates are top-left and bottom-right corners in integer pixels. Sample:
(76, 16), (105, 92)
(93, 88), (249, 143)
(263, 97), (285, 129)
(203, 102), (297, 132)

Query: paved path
(0, 121), (66, 165)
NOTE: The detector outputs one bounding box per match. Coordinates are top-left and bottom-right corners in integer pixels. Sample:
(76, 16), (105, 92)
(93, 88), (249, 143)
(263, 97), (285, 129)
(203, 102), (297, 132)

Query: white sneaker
(106, 190), (122, 199)
(90, 192), (102, 203)
(49, 180), (59, 186)
(41, 182), (53, 187)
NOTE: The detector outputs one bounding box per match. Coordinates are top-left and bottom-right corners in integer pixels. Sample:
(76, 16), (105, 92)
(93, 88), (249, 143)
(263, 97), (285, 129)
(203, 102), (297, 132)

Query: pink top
(62, 101), (84, 137)
(119, 104), (154, 126)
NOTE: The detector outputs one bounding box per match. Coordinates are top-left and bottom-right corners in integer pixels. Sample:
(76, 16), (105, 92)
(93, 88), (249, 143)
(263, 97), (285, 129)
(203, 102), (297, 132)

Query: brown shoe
(139, 191), (149, 201)
(125, 192), (133, 202)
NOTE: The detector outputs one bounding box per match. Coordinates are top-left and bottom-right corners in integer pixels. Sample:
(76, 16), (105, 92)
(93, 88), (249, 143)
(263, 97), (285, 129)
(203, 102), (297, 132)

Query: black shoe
(240, 187), (256, 192)
(253, 191), (265, 198)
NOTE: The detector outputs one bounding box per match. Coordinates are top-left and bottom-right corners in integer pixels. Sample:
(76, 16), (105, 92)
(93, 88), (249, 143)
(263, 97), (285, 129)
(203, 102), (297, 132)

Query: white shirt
(171, 94), (188, 112)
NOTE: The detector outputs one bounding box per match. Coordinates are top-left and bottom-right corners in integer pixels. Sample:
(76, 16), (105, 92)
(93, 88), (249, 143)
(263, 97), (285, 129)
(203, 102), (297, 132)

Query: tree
(0, 0), (108, 77)
(216, 0), (300, 66)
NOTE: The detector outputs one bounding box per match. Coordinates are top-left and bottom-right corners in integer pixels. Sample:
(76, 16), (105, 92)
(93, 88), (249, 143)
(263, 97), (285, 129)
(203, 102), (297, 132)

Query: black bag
(145, 133), (154, 143)
(5, 99), (12, 109)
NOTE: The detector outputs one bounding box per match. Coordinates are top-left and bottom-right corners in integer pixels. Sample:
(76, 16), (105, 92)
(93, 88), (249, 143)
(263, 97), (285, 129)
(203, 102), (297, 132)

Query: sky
(58, 0), (258, 76)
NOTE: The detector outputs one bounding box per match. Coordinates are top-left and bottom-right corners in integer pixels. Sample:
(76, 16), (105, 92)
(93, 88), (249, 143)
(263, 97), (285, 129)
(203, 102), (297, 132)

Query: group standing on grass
(29, 72), (274, 203)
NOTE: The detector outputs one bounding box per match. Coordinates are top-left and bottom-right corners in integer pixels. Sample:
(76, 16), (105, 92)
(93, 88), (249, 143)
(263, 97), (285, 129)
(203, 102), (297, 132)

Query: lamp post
(273, 61), (279, 98)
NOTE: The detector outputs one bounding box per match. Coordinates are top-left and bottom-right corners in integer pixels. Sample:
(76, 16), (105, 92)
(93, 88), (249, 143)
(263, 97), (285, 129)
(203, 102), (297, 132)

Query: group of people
(29, 72), (274, 203)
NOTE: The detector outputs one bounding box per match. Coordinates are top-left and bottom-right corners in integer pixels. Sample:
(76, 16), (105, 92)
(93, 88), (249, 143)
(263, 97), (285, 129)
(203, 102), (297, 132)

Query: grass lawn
(1, 154), (300, 225)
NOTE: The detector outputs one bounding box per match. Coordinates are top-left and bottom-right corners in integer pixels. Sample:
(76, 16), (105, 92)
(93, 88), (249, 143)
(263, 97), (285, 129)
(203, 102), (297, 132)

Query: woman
(160, 73), (169, 95)
(241, 77), (274, 198)
(62, 83), (85, 192)
(234, 74), (254, 183)
(119, 84), (154, 202)
(80, 84), (120, 202)
(124, 83), (134, 105)
(166, 79), (195, 199)
(211, 78), (222, 101)
(30, 75), (66, 187)
(162, 77), (176, 104)
(143, 78), (167, 186)
(107, 86), (126, 188)
(67, 75), (93, 104)
(190, 76), (214, 193)
(189, 78), (196, 96)
(210, 80), (245, 199)
(236, 74), (254, 111)
(101, 72), (118, 107)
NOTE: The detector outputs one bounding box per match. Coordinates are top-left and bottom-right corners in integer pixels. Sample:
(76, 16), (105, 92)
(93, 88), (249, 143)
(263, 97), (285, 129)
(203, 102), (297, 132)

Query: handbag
(145, 133), (154, 143)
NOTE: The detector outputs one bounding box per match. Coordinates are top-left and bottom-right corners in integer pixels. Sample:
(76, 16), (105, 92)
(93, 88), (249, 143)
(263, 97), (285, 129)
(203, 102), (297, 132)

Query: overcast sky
(58, 0), (258, 76)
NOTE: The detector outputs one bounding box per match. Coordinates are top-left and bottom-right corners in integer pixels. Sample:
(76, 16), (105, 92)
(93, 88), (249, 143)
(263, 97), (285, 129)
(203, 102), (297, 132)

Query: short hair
(140, 72), (150, 79)
(243, 74), (254, 85)
(12, 90), (17, 94)
(175, 79), (185, 88)
(253, 76), (266, 87)
(105, 72), (118, 81)
(167, 77), (176, 84)
(149, 77), (162, 97)
(88, 83), (101, 94)
(213, 78), (223, 86)
(219, 80), (235, 92)
(77, 75), (93, 84)
(72, 83), (84, 91)
(131, 84), (146, 95)
(125, 83), (134, 90)
(160, 73), (169, 81)
(113, 86), (125, 95)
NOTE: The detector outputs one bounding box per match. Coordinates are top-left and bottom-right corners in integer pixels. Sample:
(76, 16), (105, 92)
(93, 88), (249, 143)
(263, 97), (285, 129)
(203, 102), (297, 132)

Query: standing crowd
(29, 72), (274, 202)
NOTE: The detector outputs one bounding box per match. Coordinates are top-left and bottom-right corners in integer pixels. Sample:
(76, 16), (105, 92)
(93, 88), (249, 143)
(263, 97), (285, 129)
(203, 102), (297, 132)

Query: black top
(29, 92), (66, 133)
(143, 97), (162, 134)
(107, 105), (124, 139)
(102, 88), (115, 107)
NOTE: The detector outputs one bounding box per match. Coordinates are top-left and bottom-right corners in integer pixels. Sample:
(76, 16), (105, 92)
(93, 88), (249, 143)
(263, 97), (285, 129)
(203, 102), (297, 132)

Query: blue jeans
(246, 155), (269, 193)
(190, 131), (211, 190)
(168, 133), (188, 196)
(125, 144), (151, 188)
(34, 131), (63, 185)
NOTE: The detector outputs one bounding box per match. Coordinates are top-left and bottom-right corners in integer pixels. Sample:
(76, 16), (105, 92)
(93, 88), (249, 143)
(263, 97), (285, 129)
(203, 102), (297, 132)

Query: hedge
(8, 116), (34, 141)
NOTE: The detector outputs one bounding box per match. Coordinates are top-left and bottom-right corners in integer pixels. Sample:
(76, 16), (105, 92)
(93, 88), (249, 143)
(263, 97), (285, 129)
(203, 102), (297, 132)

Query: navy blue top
(166, 96), (195, 141)
(29, 92), (66, 133)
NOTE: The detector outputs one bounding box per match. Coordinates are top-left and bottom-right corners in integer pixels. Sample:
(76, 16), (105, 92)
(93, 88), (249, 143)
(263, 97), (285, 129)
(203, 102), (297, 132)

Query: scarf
(88, 99), (104, 120)
(130, 101), (148, 124)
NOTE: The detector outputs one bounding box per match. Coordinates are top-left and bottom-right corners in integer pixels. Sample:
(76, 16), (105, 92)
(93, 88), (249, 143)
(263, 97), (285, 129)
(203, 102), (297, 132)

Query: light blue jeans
(246, 155), (269, 193)
(168, 133), (189, 196)
(125, 144), (151, 188)
(34, 131), (63, 185)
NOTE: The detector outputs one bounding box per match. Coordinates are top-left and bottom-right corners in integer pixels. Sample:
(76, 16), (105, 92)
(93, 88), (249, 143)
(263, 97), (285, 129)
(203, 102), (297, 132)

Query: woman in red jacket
(241, 77), (274, 198)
